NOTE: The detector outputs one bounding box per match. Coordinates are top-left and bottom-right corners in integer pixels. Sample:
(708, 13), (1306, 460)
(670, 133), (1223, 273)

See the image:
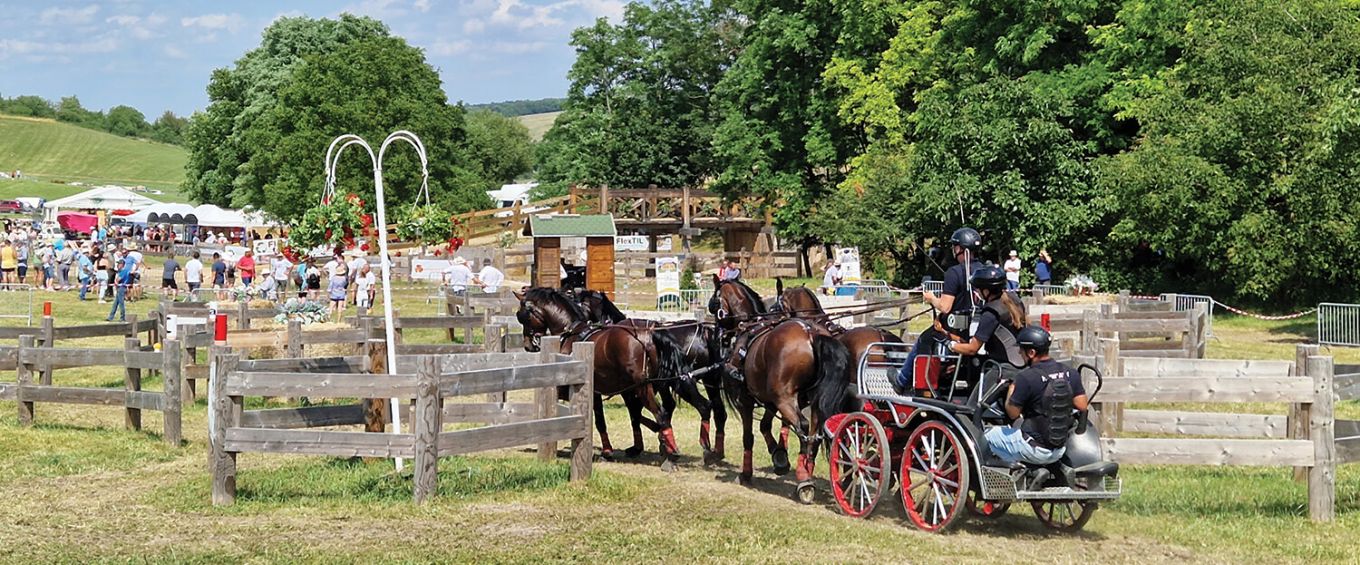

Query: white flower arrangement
(1065, 274), (1100, 295)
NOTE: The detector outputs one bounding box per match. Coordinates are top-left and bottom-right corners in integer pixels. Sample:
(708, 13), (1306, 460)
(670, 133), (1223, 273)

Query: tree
(55, 96), (104, 128)
(185, 15), (492, 220)
(464, 109), (534, 184)
(150, 111), (189, 145)
(537, 0), (737, 192)
(0, 95), (55, 118)
(104, 105), (149, 138)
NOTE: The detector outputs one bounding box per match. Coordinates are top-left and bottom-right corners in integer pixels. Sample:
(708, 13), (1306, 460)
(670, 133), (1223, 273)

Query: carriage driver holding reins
(984, 326), (1090, 466)
(893, 227), (985, 393)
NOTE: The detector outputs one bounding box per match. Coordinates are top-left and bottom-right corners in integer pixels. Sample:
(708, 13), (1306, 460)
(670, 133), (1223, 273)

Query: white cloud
(163, 44), (189, 60)
(180, 13), (245, 33)
(414, 0), (432, 12)
(463, 19), (486, 34)
(480, 0), (623, 31)
(0, 37), (118, 61)
(489, 41), (547, 54)
(106, 13), (166, 40)
(431, 39), (471, 56)
(39, 5), (100, 26)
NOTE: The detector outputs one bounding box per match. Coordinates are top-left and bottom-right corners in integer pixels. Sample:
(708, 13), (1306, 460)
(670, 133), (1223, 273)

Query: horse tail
(811, 334), (852, 431)
(601, 294), (627, 323)
(651, 328), (690, 386)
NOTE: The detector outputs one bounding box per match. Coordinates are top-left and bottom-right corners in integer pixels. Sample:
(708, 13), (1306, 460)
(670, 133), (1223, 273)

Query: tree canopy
(539, 0), (1360, 304)
(184, 15), (493, 221)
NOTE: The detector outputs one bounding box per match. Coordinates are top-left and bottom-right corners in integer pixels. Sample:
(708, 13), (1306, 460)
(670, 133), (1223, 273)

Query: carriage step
(1013, 479), (1122, 501)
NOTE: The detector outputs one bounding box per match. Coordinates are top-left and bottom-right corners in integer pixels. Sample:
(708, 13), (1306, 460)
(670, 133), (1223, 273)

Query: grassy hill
(0, 114), (187, 190)
(517, 111), (561, 142)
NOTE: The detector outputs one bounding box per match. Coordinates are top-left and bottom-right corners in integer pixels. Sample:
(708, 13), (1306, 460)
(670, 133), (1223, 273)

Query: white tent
(192, 204), (247, 227)
(43, 186), (159, 222)
(126, 203), (197, 225)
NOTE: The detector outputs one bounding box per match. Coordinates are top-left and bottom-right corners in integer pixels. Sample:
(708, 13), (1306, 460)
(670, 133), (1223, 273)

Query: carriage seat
(1075, 461), (1119, 479)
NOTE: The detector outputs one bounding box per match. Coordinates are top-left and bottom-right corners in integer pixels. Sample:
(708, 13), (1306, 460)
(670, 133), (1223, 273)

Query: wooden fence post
(1097, 338), (1122, 434)
(1291, 344), (1319, 482)
(1117, 290), (1130, 312)
(485, 324), (508, 404)
(126, 314), (139, 340)
(210, 350), (239, 506)
(536, 336), (561, 461)
(1193, 303), (1209, 359)
(1081, 309), (1097, 356)
(413, 355), (441, 503)
(363, 340), (389, 435)
(570, 344), (595, 481)
(162, 339), (182, 445)
(17, 335), (34, 425)
(182, 345), (198, 406)
(237, 301), (249, 330)
(124, 337), (142, 431)
(1307, 355), (1335, 522)
(286, 319), (303, 358)
(38, 315), (54, 385)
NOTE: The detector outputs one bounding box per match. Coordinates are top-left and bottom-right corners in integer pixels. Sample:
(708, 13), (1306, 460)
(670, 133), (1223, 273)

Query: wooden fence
(159, 299), (277, 330)
(1040, 300), (1208, 359)
(0, 335), (183, 445)
(1079, 338), (1342, 521)
(209, 336), (593, 505)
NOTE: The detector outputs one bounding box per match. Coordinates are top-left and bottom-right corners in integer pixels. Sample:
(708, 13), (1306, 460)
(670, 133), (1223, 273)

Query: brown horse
(722, 318), (850, 502)
(515, 287), (687, 469)
(772, 279), (905, 417)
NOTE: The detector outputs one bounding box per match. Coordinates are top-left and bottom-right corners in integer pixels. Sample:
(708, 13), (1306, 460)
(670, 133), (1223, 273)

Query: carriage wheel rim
(901, 422), (967, 531)
(1036, 500), (1084, 528)
(830, 414), (887, 517)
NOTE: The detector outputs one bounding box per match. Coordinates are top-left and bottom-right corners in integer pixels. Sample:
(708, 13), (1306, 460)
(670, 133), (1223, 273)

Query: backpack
(1037, 377), (1076, 448)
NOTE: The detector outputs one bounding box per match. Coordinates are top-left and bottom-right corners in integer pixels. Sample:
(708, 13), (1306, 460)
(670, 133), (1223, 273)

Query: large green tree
(185, 15), (491, 220)
(464, 109), (534, 185)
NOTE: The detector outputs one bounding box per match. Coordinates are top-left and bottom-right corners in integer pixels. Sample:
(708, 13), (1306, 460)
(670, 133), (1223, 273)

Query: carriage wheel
(1031, 500), (1097, 531)
(829, 412), (891, 518)
(899, 420), (970, 533)
(966, 494), (1010, 519)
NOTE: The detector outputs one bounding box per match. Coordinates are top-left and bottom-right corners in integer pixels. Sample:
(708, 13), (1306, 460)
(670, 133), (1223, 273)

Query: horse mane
(523, 286), (589, 322)
(721, 279), (767, 314)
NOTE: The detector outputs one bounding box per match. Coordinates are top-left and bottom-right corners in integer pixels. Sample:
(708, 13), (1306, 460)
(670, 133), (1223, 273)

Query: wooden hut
(524, 214), (617, 298)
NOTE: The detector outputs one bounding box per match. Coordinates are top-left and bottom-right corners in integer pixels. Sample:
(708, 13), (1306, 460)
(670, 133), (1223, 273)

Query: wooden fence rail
(209, 336), (592, 505)
(1, 335), (183, 445)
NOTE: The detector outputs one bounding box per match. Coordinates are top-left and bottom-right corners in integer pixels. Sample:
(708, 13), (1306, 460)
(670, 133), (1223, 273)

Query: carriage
(822, 342), (1122, 532)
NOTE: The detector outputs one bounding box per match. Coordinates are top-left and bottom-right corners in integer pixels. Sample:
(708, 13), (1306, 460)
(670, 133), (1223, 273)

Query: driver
(893, 228), (984, 393)
(984, 326), (1089, 466)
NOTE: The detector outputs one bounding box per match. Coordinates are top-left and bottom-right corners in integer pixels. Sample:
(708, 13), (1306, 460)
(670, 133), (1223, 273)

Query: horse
(721, 317), (850, 502)
(514, 287), (689, 469)
(620, 319), (729, 464)
(771, 278), (906, 419)
(707, 275), (767, 331)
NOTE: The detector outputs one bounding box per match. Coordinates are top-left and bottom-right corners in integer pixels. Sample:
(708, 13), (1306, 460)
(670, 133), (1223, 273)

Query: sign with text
(616, 235), (649, 252)
(411, 258), (455, 281)
(835, 247), (862, 285)
(252, 238), (279, 258)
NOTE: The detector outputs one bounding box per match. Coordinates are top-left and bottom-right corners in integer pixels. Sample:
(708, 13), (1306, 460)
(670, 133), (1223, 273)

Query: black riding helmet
(970, 264), (1006, 292)
(950, 227), (981, 251)
(1016, 325), (1052, 351)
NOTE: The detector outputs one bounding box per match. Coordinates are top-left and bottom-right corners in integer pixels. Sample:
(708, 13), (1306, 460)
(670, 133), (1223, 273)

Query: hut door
(585, 236), (615, 299)
(535, 238), (561, 289)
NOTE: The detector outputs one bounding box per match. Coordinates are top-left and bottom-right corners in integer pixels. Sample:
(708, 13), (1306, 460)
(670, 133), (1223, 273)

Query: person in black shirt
(895, 227), (985, 392)
(942, 265), (1026, 367)
(984, 326), (1089, 465)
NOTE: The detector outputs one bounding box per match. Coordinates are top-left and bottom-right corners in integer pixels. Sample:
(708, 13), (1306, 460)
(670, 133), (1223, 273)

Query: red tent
(57, 212), (99, 234)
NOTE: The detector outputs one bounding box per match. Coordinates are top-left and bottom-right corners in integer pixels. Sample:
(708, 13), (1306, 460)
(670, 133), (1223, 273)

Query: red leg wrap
(660, 428), (679, 455)
(743, 450), (754, 476)
(779, 426), (790, 448)
(796, 453), (812, 482)
(699, 421), (712, 452)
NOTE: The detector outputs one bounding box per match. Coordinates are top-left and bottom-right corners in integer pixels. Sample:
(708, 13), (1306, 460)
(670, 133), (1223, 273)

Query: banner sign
(616, 235), (649, 252)
(411, 258), (455, 281)
(252, 238), (279, 258)
(656, 257), (681, 298)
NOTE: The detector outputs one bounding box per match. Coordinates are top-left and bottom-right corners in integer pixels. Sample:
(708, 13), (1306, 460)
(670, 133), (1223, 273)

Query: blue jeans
(107, 285), (126, 321)
(984, 426), (1063, 465)
(78, 277), (89, 300)
(896, 328), (943, 391)
(1007, 280), (1019, 290)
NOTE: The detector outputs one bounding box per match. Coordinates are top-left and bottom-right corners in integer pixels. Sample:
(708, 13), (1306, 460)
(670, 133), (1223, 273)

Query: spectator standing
(237, 250), (256, 286)
(212, 252), (227, 300)
(1004, 250), (1022, 291)
(106, 260), (132, 322)
(77, 248), (94, 300)
(0, 240), (14, 285)
(328, 261), (349, 316)
(55, 240), (73, 290)
(270, 254), (292, 298)
(718, 259), (741, 281)
(1035, 249), (1053, 285)
(185, 251), (204, 300)
(39, 243), (55, 291)
(305, 258), (321, 300)
(16, 241), (28, 285)
(355, 264), (375, 309)
(95, 252), (111, 303)
(443, 256), (473, 295)
(347, 250), (367, 304)
(474, 259), (505, 293)
(162, 253), (181, 300)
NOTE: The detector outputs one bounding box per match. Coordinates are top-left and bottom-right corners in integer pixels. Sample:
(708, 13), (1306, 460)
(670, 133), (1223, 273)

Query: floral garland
(395, 204), (466, 255)
(286, 193), (374, 253)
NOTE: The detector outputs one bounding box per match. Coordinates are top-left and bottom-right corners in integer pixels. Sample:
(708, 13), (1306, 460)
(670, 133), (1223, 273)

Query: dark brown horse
(515, 287), (687, 468)
(772, 279), (905, 417)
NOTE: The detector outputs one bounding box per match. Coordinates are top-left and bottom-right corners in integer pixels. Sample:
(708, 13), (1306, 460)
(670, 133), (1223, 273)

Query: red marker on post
(42, 301), (52, 317)
(214, 313), (228, 345)
(1040, 313), (1051, 332)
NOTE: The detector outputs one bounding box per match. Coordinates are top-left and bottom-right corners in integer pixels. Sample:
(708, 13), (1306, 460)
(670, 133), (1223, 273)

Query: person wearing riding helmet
(941, 265), (1027, 367)
(894, 228), (986, 393)
(984, 326), (1089, 466)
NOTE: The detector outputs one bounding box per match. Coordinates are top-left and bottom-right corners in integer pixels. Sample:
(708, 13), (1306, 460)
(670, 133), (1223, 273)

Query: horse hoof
(660, 458), (678, 473)
(739, 473), (753, 486)
(772, 463), (792, 476)
(770, 449), (790, 473)
(796, 481), (816, 505)
(702, 449), (723, 467)
(601, 449), (615, 462)
(625, 446), (644, 458)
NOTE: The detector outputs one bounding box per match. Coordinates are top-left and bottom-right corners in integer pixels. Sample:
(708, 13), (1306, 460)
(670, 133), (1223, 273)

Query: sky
(0, 0), (625, 117)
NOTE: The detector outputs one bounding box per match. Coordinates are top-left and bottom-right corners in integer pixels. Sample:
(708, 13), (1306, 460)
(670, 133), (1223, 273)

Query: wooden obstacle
(209, 336), (593, 505)
(0, 335), (184, 445)
(1078, 339), (1342, 521)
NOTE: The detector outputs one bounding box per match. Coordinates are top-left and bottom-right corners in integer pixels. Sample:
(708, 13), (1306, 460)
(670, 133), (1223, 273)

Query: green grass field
(1, 284), (1358, 562)
(517, 111), (561, 142)
(0, 114), (188, 190)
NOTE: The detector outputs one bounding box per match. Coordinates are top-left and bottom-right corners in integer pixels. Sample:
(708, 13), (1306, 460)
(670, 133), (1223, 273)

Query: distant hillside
(0, 114), (187, 189)
(517, 112), (561, 142)
(470, 98), (565, 117)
